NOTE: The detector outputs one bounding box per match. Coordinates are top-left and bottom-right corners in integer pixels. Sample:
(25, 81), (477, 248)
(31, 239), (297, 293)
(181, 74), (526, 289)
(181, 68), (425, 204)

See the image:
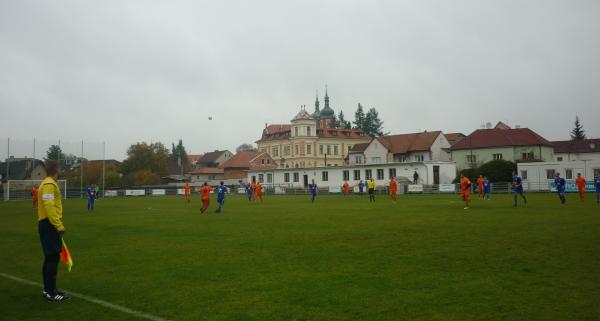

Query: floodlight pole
(80, 140), (83, 199)
(102, 142), (106, 198)
(6, 137), (9, 181)
(33, 137), (36, 160)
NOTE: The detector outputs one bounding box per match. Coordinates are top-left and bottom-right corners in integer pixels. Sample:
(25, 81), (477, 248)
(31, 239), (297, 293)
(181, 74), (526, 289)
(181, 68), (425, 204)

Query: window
(258, 174), (264, 183)
(557, 157), (563, 162)
(333, 145), (338, 155)
(293, 172), (299, 182)
(294, 127), (299, 136)
(284, 145), (291, 156)
(295, 144), (300, 155)
(319, 145), (324, 155)
(326, 145), (331, 155)
(354, 156), (362, 164)
(266, 159), (270, 164)
(284, 173), (290, 182)
(546, 169), (555, 179)
(565, 169), (573, 179)
(353, 170), (361, 180)
(365, 169), (372, 180)
(272, 147), (279, 157)
(522, 152), (534, 160)
(261, 159), (265, 164)
(343, 170), (350, 181)
(389, 168), (397, 179)
(377, 169), (384, 180)
(307, 144), (312, 155)
(521, 170), (528, 180)
(371, 157), (381, 164)
(322, 171), (329, 181)
(415, 155), (424, 162)
(307, 126), (312, 136)
(267, 173), (273, 183)
(466, 155), (477, 163)
(493, 153), (503, 160)
(594, 168), (600, 176)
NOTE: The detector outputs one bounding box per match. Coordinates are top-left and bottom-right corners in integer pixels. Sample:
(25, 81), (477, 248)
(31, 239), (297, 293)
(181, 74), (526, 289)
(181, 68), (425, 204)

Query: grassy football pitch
(1, 193), (599, 321)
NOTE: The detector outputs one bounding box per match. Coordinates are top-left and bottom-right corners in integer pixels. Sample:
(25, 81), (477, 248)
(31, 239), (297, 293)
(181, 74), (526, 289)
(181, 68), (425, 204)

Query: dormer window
(294, 127), (299, 136)
(307, 126), (312, 136)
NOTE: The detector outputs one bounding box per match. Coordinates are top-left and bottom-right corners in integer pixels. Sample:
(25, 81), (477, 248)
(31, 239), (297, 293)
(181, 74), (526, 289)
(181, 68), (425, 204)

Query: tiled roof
(450, 128), (551, 150)
(189, 167), (224, 174)
(198, 150), (229, 163)
(349, 142), (370, 153)
(552, 139), (600, 154)
(222, 151), (262, 168)
(444, 133), (466, 145)
(257, 125), (369, 142)
(377, 131), (442, 154)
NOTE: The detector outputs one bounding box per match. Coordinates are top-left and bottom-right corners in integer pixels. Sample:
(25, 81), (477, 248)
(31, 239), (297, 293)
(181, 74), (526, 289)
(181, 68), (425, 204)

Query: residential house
(0, 158), (46, 182)
(450, 124), (553, 170)
(349, 131), (451, 165)
(551, 139), (600, 162)
(189, 167), (225, 183)
(196, 150), (233, 168)
(221, 151), (277, 183)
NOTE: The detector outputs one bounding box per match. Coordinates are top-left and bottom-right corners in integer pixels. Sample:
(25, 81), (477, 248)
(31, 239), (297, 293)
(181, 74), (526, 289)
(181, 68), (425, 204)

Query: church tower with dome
(256, 88), (371, 169)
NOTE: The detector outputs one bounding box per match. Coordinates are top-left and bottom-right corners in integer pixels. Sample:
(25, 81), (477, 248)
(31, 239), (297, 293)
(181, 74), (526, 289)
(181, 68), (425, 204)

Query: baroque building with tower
(256, 89), (371, 169)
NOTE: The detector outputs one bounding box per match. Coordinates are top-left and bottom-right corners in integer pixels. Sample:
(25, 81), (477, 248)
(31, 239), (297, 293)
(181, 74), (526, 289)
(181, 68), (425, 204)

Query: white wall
(362, 139), (388, 165)
(555, 152), (600, 162)
(429, 133), (451, 161)
(248, 162), (457, 188)
(518, 161), (600, 190)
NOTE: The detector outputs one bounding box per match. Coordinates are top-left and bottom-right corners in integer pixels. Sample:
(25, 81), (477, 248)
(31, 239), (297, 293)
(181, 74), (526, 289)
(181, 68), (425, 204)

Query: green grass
(1, 193), (599, 321)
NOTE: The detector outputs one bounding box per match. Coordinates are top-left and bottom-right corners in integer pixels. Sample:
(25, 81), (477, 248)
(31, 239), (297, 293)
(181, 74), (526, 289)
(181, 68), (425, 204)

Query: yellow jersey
(368, 180), (376, 189)
(37, 177), (64, 231)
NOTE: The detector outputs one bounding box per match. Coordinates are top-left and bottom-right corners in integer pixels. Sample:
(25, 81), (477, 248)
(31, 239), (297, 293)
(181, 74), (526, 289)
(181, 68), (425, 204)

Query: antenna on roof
(485, 122), (492, 129)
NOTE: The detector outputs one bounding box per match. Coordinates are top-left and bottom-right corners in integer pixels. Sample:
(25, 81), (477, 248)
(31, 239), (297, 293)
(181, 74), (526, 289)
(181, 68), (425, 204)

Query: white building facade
(247, 161), (456, 188)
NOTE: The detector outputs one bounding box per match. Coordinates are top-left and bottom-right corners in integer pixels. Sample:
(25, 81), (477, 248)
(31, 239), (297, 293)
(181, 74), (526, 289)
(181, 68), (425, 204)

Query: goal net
(3, 180), (68, 201)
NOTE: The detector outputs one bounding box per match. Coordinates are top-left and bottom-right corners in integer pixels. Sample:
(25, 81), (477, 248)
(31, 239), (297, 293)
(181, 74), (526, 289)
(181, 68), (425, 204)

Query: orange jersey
(255, 183), (263, 195)
(31, 187), (39, 199)
(575, 177), (586, 189)
(183, 183), (191, 194)
(200, 186), (213, 201)
(342, 183), (350, 192)
(460, 177), (471, 193)
(389, 180), (397, 191)
(477, 177), (484, 188)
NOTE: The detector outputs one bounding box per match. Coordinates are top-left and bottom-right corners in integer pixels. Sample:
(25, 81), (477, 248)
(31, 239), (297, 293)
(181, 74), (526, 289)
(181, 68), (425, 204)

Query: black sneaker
(55, 290), (69, 299)
(42, 291), (54, 302)
(52, 292), (70, 302)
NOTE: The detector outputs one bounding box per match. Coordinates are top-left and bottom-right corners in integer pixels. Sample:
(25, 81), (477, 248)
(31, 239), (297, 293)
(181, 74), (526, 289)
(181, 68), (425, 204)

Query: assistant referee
(38, 160), (69, 302)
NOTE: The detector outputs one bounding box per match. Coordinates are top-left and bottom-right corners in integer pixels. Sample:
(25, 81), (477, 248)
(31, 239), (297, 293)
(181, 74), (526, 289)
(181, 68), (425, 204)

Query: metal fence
(2, 181), (573, 201)
(1, 137), (108, 199)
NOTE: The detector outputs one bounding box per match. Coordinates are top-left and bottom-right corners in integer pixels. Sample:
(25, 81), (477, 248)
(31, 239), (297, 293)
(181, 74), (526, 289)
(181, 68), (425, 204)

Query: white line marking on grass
(0, 272), (170, 321)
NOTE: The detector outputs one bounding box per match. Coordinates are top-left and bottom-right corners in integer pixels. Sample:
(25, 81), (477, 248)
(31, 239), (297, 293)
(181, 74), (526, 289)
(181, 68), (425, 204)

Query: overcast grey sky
(1, 0), (599, 160)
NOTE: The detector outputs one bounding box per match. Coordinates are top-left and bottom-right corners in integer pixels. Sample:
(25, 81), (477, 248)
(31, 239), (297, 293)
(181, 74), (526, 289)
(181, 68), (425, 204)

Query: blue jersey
(554, 177), (566, 192)
(245, 184), (252, 195)
(216, 185), (227, 200)
(358, 182), (364, 192)
(512, 176), (523, 192)
(483, 179), (491, 193)
(594, 176), (600, 192)
(309, 184), (317, 196)
(87, 187), (96, 199)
